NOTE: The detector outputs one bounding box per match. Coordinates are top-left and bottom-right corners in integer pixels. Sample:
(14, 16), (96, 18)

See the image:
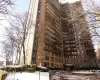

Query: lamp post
(39, 70), (40, 80)
(37, 66), (49, 80)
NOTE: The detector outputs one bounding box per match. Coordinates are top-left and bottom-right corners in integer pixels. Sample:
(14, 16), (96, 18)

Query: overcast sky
(15, 0), (82, 13)
(60, 0), (80, 3)
(15, 0), (100, 13)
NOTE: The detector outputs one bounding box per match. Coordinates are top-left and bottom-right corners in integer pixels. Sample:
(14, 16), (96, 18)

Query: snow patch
(5, 71), (49, 80)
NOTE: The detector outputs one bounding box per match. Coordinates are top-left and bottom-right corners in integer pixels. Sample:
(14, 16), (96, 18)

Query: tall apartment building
(20, 0), (96, 68)
(60, 1), (96, 68)
(20, 0), (64, 68)
(61, 3), (79, 67)
(32, 0), (63, 67)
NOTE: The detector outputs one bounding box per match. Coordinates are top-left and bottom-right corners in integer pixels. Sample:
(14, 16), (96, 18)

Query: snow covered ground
(5, 71), (49, 80)
(4, 70), (100, 80)
(72, 70), (100, 75)
(51, 71), (100, 80)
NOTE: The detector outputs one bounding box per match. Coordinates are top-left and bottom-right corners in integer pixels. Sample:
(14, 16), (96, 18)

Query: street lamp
(37, 66), (49, 80)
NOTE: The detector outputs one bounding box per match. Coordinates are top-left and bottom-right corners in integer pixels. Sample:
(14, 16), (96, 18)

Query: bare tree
(82, 0), (100, 38)
(0, 0), (15, 64)
(63, 0), (100, 40)
(1, 40), (14, 65)
(2, 12), (32, 65)
(0, 0), (14, 15)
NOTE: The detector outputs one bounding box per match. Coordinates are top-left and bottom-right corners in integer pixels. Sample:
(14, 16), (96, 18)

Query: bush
(26, 67), (36, 72)
(21, 65), (37, 72)
(47, 67), (63, 70)
(36, 67), (49, 72)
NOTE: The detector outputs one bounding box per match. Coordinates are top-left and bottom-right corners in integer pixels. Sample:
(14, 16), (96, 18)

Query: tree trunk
(23, 44), (25, 64)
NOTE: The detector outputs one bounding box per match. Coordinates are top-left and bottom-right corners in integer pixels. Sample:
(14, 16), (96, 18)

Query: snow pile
(5, 71), (49, 80)
(72, 71), (94, 74)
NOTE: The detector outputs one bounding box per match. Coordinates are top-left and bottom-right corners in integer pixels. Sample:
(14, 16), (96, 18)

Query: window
(44, 43), (49, 48)
(62, 59), (63, 62)
(78, 52), (80, 54)
(59, 59), (61, 62)
(51, 63), (54, 66)
(74, 48), (76, 50)
(52, 53), (54, 56)
(65, 60), (66, 63)
(44, 50), (48, 54)
(44, 62), (49, 67)
(81, 51), (83, 53)
(44, 56), (49, 60)
(51, 57), (54, 61)
(55, 58), (58, 62)
(38, 10), (41, 13)
(68, 48), (70, 50)
(62, 55), (63, 58)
